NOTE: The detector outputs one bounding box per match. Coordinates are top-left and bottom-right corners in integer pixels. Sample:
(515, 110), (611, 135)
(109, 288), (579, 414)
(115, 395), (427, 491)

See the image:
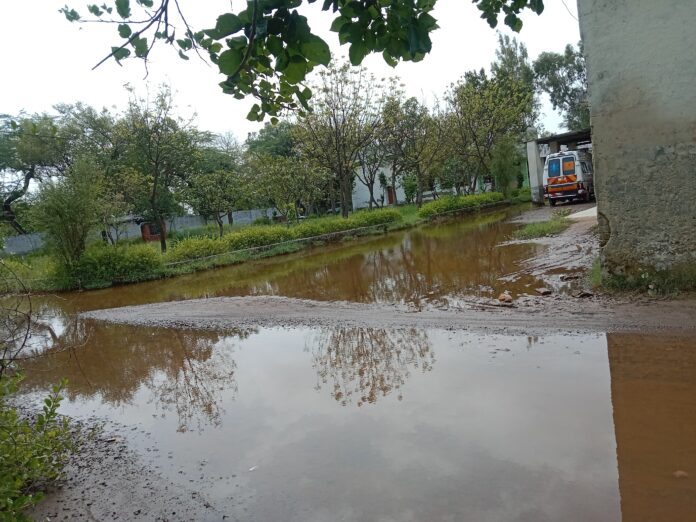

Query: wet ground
(18, 204), (696, 521)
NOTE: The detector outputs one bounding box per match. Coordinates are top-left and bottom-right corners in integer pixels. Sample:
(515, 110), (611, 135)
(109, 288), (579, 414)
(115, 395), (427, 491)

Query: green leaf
(215, 13), (244, 37)
(118, 24), (132, 38)
(178, 49), (190, 61)
(137, 0), (154, 6)
(87, 4), (103, 16)
(59, 7), (80, 22)
(115, 0), (130, 19)
(111, 46), (131, 62)
(330, 15), (348, 32)
(267, 35), (283, 56)
(283, 57), (307, 84)
(382, 49), (398, 67)
(300, 35), (330, 66)
(348, 40), (367, 65)
(218, 48), (244, 75)
(227, 36), (247, 50)
(132, 36), (148, 57)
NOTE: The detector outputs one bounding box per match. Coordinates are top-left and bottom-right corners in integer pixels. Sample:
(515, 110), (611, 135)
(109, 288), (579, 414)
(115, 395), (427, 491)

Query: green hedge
(75, 244), (164, 287)
(418, 192), (505, 219)
(165, 208), (402, 263)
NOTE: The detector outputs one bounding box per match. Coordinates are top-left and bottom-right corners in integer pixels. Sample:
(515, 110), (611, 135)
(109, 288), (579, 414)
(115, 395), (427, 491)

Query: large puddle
(17, 208), (696, 520)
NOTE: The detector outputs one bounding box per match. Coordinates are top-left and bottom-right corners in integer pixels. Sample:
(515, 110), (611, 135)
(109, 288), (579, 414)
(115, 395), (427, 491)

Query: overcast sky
(0, 0), (580, 141)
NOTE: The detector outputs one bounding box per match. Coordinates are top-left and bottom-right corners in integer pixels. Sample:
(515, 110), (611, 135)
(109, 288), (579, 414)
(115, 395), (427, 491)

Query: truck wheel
(549, 199), (557, 206)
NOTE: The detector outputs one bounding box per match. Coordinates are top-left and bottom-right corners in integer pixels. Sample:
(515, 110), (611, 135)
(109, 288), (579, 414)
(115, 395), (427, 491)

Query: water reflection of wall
(608, 333), (696, 521)
(308, 328), (434, 407)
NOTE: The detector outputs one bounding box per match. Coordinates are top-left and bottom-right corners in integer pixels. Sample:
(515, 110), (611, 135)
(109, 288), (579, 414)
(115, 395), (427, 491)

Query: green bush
(166, 208), (403, 263)
(418, 192), (505, 218)
(75, 244), (164, 287)
(223, 225), (297, 251)
(252, 216), (273, 226)
(1, 375), (74, 518)
(348, 208), (402, 227)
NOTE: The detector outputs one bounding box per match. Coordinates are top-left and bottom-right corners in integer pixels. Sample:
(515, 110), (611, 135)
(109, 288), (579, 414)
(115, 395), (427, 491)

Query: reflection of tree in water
(148, 330), (242, 433)
(21, 316), (252, 433)
(309, 328), (434, 407)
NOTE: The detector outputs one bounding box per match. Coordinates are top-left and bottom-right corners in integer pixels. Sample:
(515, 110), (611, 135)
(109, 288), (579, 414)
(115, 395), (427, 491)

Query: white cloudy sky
(0, 0), (580, 141)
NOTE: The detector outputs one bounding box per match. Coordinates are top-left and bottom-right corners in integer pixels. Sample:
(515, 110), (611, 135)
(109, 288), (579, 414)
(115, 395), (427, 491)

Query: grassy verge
(418, 192), (505, 218)
(513, 213), (571, 240)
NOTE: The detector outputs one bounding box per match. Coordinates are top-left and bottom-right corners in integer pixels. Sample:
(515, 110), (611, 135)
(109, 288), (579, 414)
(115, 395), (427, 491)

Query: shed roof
(534, 128), (592, 146)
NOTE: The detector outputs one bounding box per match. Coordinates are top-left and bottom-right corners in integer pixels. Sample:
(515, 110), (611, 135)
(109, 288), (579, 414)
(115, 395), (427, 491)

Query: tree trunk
(415, 167), (424, 207)
(227, 211), (234, 226)
(154, 211), (167, 253)
(215, 214), (224, 238)
(339, 173), (351, 218)
(390, 163), (399, 206)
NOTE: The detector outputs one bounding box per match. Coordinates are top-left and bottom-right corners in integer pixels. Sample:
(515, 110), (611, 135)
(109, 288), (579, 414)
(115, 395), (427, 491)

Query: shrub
(223, 225), (297, 251)
(0, 376), (74, 517)
(418, 192), (505, 218)
(348, 208), (402, 227)
(165, 208), (403, 263)
(75, 244), (164, 287)
(252, 216), (273, 226)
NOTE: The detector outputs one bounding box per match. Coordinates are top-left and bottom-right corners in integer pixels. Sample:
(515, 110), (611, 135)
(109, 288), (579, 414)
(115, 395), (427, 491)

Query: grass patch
(590, 257), (602, 288)
(418, 192), (505, 219)
(602, 264), (696, 295)
(513, 215), (570, 240)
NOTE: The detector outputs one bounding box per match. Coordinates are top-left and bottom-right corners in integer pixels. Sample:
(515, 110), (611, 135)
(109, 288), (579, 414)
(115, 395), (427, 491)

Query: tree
(489, 135), (522, 196)
(395, 98), (446, 206)
(60, 0), (545, 121)
(246, 121), (296, 158)
(294, 62), (388, 217)
(355, 142), (388, 209)
(491, 33), (539, 129)
(445, 70), (531, 192)
(533, 42), (590, 130)
(118, 86), (202, 252)
(30, 159), (104, 269)
(184, 169), (246, 237)
(253, 155), (330, 223)
(0, 115), (67, 234)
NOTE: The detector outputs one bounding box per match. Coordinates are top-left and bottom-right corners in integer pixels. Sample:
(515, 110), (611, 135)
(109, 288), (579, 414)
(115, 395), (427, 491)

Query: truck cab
(543, 151), (594, 206)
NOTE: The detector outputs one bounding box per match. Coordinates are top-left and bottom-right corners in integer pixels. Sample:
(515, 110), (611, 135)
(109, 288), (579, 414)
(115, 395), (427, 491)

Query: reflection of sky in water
(22, 325), (623, 521)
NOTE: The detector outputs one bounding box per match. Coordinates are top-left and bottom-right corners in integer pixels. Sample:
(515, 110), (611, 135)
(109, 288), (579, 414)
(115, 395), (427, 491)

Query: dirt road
(80, 292), (696, 334)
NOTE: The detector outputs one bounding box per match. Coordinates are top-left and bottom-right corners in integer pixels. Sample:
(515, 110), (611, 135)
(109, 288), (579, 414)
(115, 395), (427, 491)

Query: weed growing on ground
(513, 215), (571, 239)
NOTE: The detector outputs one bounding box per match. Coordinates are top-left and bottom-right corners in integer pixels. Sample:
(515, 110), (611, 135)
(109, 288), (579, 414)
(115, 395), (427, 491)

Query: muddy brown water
(19, 208), (696, 521)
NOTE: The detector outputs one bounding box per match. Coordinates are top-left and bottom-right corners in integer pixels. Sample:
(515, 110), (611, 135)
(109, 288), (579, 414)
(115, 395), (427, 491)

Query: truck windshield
(548, 159), (561, 177)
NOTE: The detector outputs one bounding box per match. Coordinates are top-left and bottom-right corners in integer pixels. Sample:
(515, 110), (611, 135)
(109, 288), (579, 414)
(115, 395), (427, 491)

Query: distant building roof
(535, 128), (592, 146)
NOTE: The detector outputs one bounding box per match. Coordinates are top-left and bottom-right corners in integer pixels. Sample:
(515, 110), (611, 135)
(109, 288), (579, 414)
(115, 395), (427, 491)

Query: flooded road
(19, 207), (696, 521)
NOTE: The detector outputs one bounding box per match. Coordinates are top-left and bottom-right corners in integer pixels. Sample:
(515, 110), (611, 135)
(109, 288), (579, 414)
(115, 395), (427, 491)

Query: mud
(29, 418), (225, 521)
(80, 293), (695, 335)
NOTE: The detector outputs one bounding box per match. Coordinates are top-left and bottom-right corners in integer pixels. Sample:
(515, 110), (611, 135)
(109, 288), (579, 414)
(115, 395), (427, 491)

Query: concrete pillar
(578, 0), (696, 280)
(526, 140), (545, 205)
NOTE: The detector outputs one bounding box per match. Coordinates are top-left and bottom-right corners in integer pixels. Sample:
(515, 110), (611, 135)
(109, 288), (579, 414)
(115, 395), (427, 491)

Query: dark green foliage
(418, 192), (505, 218)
